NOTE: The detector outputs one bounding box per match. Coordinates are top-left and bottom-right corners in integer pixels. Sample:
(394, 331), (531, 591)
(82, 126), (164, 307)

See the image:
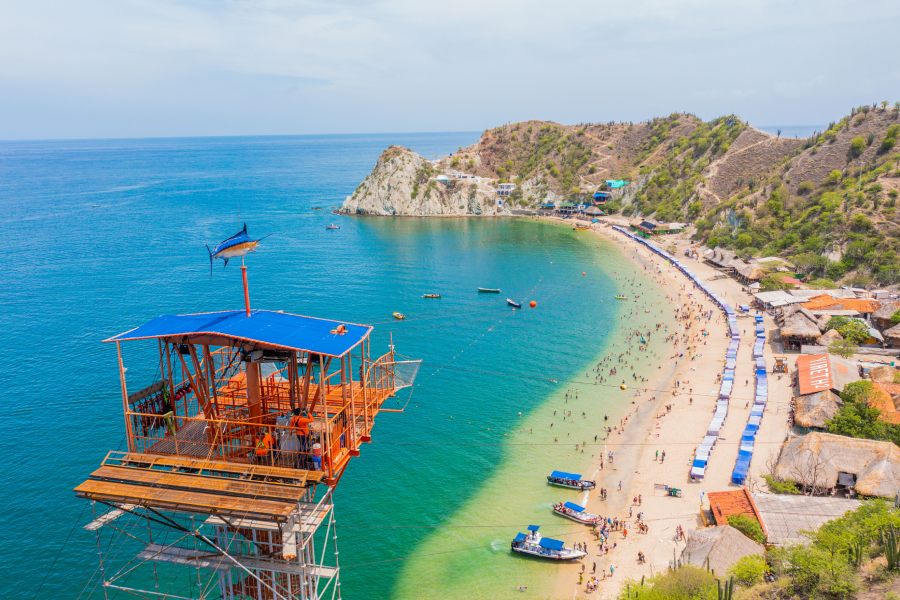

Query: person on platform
(289, 408), (313, 467)
(253, 428), (275, 464)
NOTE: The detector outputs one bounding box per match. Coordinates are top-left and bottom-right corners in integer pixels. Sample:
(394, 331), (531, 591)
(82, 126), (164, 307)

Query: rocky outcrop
(340, 146), (508, 216)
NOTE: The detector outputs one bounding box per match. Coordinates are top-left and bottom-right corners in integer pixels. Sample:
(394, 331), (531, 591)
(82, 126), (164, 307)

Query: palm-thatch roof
(736, 263), (766, 281)
(793, 390), (842, 429)
(816, 328), (843, 346)
(680, 525), (764, 575)
(774, 432), (900, 498)
(885, 323), (900, 344)
(873, 300), (900, 323)
(780, 311), (822, 339)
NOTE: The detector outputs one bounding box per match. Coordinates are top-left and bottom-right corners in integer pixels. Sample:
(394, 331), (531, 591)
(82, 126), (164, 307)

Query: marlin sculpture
(206, 223), (267, 274)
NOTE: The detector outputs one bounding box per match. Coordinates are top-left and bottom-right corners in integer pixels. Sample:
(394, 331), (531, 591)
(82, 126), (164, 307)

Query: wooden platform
(75, 453), (325, 523)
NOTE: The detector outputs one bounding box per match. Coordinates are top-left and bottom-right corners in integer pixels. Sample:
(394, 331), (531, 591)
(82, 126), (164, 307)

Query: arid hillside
(343, 104), (900, 284)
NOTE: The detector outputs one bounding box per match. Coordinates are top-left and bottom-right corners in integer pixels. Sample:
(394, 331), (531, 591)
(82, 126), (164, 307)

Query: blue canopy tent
(527, 524), (540, 532)
(564, 502), (585, 513)
(539, 538), (565, 551)
(513, 533), (527, 543)
(550, 471), (582, 481)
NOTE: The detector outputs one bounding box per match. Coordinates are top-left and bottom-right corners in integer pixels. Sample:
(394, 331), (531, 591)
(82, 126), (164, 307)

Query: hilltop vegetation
(345, 104), (900, 284)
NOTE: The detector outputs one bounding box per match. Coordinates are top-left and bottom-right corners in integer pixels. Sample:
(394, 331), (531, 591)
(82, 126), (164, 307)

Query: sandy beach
(539, 218), (793, 599)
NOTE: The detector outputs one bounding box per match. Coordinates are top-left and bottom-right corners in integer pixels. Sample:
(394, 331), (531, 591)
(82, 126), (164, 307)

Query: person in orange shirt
(289, 408), (313, 467)
(253, 429), (275, 464)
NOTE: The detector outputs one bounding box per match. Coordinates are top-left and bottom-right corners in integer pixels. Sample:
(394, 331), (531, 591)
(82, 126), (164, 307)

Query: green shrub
(619, 565), (717, 600)
(849, 136), (866, 158)
(727, 514), (766, 544)
(729, 554), (767, 586)
(762, 474), (801, 494)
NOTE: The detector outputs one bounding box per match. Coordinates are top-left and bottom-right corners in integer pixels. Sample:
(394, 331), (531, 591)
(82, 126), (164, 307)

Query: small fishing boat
(553, 501), (601, 525)
(326, 224), (341, 230)
(614, 294), (628, 300)
(511, 525), (586, 561)
(506, 298), (522, 309)
(422, 293), (441, 299)
(573, 224), (591, 231)
(392, 312), (406, 320)
(547, 470), (596, 491)
(477, 288), (501, 293)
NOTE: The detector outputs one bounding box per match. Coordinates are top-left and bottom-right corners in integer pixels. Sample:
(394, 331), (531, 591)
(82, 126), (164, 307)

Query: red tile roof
(707, 489), (766, 535)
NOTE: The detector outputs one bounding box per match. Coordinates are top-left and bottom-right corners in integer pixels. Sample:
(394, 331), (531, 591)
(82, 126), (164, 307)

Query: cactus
(847, 539), (864, 568)
(883, 526), (900, 570)
(717, 576), (734, 600)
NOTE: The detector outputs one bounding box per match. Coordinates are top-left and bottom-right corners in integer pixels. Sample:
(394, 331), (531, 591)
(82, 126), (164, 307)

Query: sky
(0, 0), (898, 140)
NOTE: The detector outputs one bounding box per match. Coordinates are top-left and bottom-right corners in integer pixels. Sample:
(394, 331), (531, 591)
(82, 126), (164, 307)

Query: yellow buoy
(620, 383), (627, 390)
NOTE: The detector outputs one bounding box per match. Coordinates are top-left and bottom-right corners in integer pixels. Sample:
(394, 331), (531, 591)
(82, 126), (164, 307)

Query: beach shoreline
(539, 217), (793, 599)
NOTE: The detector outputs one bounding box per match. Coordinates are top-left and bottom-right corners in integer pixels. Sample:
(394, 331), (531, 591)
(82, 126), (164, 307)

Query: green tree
(829, 338), (858, 358)
(728, 555), (766, 587)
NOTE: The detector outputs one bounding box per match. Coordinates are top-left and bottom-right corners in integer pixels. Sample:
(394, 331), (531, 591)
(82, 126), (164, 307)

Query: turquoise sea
(0, 133), (642, 598)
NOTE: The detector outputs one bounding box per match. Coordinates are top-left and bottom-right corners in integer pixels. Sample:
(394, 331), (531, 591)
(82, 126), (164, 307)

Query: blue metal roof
(549, 470), (581, 481)
(104, 309), (372, 357)
(539, 538), (565, 551)
(527, 524), (540, 532)
(563, 502), (585, 512)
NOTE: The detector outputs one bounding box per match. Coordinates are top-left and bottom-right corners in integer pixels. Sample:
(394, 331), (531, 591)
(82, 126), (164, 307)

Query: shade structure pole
(241, 259), (251, 317)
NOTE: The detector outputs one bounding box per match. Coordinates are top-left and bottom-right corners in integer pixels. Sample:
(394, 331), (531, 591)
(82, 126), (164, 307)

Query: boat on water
(326, 224), (341, 230)
(547, 470), (596, 490)
(422, 293), (441, 299)
(553, 501), (601, 525)
(392, 312), (406, 320)
(506, 298), (522, 308)
(614, 294), (628, 300)
(478, 287), (501, 293)
(511, 525), (586, 561)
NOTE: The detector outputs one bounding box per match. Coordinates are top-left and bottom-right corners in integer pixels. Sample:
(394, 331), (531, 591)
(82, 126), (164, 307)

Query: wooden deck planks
(89, 465), (307, 503)
(74, 479), (297, 521)
(113, 452), (324, 485)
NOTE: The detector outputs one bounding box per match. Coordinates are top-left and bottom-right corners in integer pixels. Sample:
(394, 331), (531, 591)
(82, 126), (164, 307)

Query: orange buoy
(620, 383), (627, 390)
(529, 300), (537, 308)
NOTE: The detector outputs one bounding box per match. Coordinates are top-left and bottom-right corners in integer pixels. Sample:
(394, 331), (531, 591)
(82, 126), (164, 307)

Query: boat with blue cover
(553, 501), (600, 525)
(547, 470), (595, 490)
(510, 525), (586, 560)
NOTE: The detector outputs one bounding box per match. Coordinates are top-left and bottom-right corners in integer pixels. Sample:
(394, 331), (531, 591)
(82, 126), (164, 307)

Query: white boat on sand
(510, 525), (586, 561)
(553, 501), (600, 525)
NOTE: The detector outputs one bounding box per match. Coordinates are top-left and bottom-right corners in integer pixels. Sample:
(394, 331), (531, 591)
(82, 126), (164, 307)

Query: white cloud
(0, 0), (897, 138)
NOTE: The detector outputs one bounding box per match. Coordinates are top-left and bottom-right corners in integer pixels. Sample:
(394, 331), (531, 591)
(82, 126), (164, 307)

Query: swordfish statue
(206, 223), (268, 274)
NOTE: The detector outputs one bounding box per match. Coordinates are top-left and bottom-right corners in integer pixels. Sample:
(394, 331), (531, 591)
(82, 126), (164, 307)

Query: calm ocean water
(0, 133), (630, 598)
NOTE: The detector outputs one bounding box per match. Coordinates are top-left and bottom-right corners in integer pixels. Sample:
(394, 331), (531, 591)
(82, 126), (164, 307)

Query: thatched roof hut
(885, 323), (900, 348)
(793, 390), (842, 429)
(816, 328), (843, 346)
(774, 432), (900, 498)
(780, 311), (822, 340)
(680, 525), (764, 575)
(872, 301), (900, 330)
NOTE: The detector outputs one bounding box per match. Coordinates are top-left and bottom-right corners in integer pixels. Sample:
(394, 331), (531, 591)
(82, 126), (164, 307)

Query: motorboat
(511, 525), (586, 561)
(478, 287), (501, 293)
(422, 293), (441, 299)
(547, 470), (595, 491)
(553, 501), (600, 525)
(326, 224), (341, 230)
(506, 298), (522, 308)
(614, 294), (628, 300)
(392, 312), (406, 320)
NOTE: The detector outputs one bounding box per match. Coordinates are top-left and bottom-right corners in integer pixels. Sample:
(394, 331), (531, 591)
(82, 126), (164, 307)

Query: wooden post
(116, 341), (135, 452)
(241, 263), (251, 317)
(246, 360), (262, 422)
(288, 353), (298, 410)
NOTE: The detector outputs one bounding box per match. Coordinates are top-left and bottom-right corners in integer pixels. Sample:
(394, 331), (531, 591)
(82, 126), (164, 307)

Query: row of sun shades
(610, 227), (737, 481)
(732, 315), (768, 484)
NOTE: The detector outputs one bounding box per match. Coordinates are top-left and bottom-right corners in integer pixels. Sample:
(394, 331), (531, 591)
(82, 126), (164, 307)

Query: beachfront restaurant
(774, 432), (900, 498)
(792, 353), (861, 431)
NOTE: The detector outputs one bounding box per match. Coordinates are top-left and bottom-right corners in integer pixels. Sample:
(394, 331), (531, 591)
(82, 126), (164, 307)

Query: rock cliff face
(340, 146), (507, 216)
